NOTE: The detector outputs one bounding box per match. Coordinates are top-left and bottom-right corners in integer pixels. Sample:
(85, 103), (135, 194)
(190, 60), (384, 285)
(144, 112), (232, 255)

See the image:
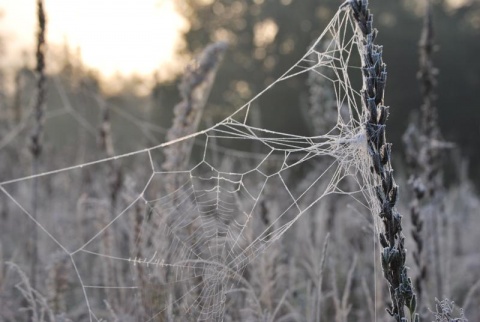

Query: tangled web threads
(1, 6), (384, 322)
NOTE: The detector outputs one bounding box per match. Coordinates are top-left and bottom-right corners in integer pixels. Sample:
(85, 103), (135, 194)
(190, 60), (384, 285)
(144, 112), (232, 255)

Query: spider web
(1, 6), (381, 321)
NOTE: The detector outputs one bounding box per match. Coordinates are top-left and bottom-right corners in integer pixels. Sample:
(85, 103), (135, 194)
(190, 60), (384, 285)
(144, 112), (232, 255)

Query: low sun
(1, 0), (189, 78)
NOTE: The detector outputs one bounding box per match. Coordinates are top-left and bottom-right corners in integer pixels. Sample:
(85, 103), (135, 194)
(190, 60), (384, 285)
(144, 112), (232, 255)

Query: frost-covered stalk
(157, 42), (227, 319)
(404, 1), (439, 311)
(97, 97), (123, 207)
(417, 1), (451, 303)
(98, 100), (115, 158)
(415, 0), (446, 195)
(46, 253), (70, 313)
(343, 1), (417, 320)
(97, 98), (123, 311)
(162, 41), (227, 172)
(30, 0), (47, 159)
(29, 0), (47, 290)
(405, 1), (453, 308)
(12, 70), (24, 124)
(418, 3), (440, 156)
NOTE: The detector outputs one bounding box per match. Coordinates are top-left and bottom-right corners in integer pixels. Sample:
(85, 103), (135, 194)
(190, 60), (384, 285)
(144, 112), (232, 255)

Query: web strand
(1, 7), (381, 321)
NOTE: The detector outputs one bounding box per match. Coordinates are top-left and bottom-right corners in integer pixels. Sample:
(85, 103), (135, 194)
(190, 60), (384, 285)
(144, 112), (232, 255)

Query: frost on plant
(1, 4), (405, 322)
(432, 298), (468, 322)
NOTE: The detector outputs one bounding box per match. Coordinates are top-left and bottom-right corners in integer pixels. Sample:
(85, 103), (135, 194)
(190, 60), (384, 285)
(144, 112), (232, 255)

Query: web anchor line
(1, 6), (383, 321)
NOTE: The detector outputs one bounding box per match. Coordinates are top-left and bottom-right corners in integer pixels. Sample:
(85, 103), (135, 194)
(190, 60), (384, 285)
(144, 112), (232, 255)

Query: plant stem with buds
(344, 1), (418, 320)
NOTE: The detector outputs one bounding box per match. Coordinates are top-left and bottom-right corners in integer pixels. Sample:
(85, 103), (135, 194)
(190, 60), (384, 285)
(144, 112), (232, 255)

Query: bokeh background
(0, 0), (479, 184)
(1, 0), (480, 321)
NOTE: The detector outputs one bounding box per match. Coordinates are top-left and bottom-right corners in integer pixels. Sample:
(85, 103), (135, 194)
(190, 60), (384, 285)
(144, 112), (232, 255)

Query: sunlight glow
(446, 0), (471, 9)
(0, 0), (189, 77)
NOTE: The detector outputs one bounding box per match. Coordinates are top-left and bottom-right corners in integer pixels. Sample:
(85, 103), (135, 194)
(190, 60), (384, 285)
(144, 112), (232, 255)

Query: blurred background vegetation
(181, 0), (480, 185)
(1, 1), (480, 320)
(0, 0), (479, 180)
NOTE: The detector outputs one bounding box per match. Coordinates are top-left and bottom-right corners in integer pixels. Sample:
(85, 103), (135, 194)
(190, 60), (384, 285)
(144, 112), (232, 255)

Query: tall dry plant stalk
(403, 1), (454, 311)
(12, 70), (24, 124)
(29, 0), (47, 291)
(415, 2), (447, 303)
(98, 96), (123, 219)
(130, 200), (148, 318)
(139, 42), (227, 318)
(30, 0), (47, 159)
(162, 41), (227, 173)
(314, 233), (330, 322)
(97, 98), (123, 311)
(343, 0), (417, 320)
(45, 253), (70, 314)
(98, 99), (115, 159)
(404, 1), (437, 311)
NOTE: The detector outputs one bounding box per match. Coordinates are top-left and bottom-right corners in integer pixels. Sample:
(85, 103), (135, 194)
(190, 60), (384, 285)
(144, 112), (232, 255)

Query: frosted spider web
(1, 6), (383, 322)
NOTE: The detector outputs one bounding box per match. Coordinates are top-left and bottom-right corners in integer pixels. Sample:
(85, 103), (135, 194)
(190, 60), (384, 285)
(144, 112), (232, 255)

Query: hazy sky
(0, 0), (188, 76)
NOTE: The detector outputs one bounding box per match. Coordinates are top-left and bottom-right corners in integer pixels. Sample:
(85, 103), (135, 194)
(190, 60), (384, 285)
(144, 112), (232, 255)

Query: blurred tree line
(0, 0), (479, 184)
(174, 0), (480, 184)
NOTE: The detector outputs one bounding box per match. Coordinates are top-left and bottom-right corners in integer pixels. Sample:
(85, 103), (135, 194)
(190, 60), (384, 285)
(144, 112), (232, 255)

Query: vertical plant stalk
(12, 70), (23, 124)
(45, 253), (70, 313)
(162, 41), (228, 173)
(417, 3), (445, 302)
(404, 1), (439, 311)
(343, 1), (417, 320)
(158, 42), (227, 318)
(30, 0), (47, 159)
(417, 0), (449, 199)
(418, 2), (440, 160)
(131, 200), (148, 317)
(409, 175), (426, 308)
(97, 99), (123, 310)
(98, 98), (123, 212)
(29, 0), (47, 291)
(98, 99), (115, 158)
(404, 1), (454, 310)
(160, 41), (227, 251)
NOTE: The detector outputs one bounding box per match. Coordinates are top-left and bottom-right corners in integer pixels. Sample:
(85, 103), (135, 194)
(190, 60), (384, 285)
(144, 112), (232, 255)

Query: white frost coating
(1, 6), (381, 322)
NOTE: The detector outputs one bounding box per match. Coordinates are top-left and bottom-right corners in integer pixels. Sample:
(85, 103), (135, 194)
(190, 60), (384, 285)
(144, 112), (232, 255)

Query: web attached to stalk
(1, 7), (381, 322)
